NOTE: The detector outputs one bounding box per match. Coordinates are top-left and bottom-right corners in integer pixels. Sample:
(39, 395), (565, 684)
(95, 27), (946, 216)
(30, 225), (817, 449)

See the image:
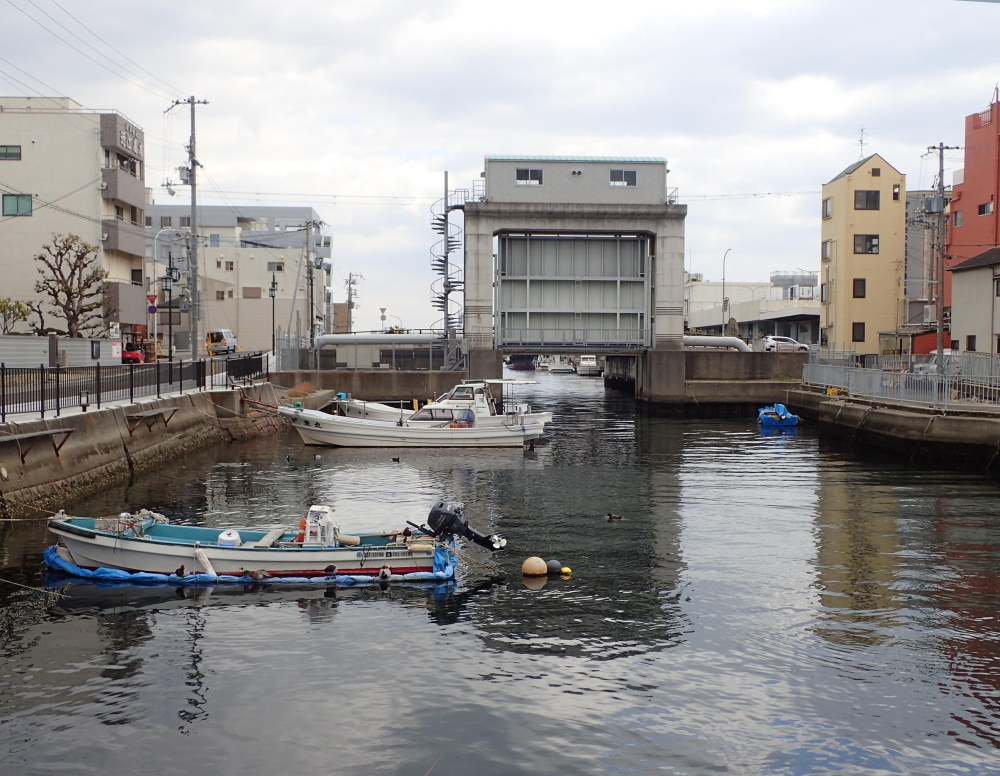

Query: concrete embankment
(270, 370), (468, 402)
(0, 383), (285, 518)
(787, 387), (1000, 469)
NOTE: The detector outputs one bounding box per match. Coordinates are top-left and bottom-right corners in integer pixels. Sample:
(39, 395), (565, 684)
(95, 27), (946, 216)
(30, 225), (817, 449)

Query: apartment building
(820, 154), (905, 354)
(143, 204), (332, 353)
(0, 96), (147, 335)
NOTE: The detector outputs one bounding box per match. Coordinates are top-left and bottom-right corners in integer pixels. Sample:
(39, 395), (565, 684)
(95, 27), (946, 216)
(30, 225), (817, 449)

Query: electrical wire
(0, 175), (104, 226)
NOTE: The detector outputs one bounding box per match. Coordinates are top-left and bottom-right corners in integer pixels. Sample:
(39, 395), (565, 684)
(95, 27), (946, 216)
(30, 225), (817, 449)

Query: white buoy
(521, 556), (547, 576)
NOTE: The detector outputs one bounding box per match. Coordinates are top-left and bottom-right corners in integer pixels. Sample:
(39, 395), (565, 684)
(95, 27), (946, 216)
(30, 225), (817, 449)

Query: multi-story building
(820, 154), (905, 354)
(0, 96), (147, 336)
(947, 100), (1000, 304)
(143, 204), (331, 353)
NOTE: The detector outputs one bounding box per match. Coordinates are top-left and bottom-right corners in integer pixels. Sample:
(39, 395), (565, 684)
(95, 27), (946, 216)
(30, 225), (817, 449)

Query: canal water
(2, 370), (1000, 775)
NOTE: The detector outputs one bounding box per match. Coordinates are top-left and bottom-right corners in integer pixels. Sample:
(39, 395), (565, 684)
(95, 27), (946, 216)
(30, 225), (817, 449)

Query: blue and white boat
(757, 403), (799, 428)
(46, 502), (504, 582)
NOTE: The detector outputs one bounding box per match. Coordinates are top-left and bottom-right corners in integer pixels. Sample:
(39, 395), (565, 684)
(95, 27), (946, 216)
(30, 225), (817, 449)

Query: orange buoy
(521, 556), (547, 576)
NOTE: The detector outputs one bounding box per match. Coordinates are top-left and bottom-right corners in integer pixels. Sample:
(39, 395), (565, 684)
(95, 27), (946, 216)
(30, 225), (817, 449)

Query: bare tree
(0, 298), (30, 334)
(28, 234), (109, 337)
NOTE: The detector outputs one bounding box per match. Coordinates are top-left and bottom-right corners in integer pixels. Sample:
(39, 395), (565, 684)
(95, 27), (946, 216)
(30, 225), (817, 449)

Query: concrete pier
(0, 384), (284, 517)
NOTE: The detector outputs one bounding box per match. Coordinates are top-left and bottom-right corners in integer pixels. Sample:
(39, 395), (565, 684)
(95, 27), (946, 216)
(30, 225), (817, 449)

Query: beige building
(820, 154), (905, 353)
(949, 248), (1000, 354)
(0, 96), (147, 335)
(144, 205), (332, 353)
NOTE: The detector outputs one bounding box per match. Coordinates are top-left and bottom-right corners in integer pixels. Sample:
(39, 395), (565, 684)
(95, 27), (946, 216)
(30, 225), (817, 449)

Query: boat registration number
(357, 550), (412, 559)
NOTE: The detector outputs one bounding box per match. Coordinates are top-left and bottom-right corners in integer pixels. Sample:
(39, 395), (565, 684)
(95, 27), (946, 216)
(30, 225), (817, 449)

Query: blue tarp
(43, 544), (456, 588)
(757, 403), (799, 427)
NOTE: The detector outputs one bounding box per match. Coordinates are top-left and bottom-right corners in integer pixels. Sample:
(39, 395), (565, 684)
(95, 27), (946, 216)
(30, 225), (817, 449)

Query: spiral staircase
(429, 175), (467, 368)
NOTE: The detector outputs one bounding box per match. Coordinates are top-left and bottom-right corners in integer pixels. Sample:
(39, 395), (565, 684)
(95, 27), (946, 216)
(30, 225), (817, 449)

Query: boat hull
(48, 524), (438, 577)
(279, 407), (543, 447)
(335, 398), (550, 427)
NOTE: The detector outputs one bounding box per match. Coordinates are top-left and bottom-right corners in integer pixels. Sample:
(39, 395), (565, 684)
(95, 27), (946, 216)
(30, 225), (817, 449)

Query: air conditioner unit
(923, 305), (937, 323)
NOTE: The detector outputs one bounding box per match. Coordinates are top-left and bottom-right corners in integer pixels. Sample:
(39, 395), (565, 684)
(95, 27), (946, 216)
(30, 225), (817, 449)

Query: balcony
(101, 166), (145, 207)
(102, 218), (146, 258)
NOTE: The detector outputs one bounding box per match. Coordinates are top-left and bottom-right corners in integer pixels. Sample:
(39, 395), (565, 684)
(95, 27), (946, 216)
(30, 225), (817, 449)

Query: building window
(951, 339), (959, 350)
(215, 291), (225, 301)
(954, 210), (963, 228)
(160, 216), (172, 228)
(228, 289), (233, 298)
(871, 168), (881, 177)
(145, 215), (152, 227)
(892, 184), (900, 201)
(0, 145), (22, 160)
(967, 335), (977, 352)
(852, 322), (866, 342)
(610, 169), (637, 187)
(2, 193), (32, 216)
(115, 205), (125, 221)
(822, 198), (831, 219)
(225, 261), (234, 271)
(854, 234), (879, 254)
(180, 216), (191, 228)
(979, 202), (994, 216)
(821, 240), (832, 261)
(515, 168), (543, 186)
(267, 262), (284, 272)
(131, 269), (142, 285)
(853, 278), (866, 298)
(854, 190), (880, 210)
(209, 234), (220, 248)
(216, 260), (222, 269)
(820, 283), (828, 303)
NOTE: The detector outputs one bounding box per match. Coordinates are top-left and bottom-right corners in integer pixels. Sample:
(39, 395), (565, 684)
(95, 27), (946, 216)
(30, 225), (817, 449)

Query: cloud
(3, 0), (1000, 327)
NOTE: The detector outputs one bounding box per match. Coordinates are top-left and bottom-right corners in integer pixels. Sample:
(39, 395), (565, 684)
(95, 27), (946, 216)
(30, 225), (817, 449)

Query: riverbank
(0, 383), (285, 518)
(787, 386), (1000, 470)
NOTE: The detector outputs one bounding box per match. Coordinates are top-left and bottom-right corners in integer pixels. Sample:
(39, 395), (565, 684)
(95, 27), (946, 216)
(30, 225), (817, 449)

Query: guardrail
(803, 364), (1000, 410)
(0, 352), (267, 422)
(499, 328), (649, 348)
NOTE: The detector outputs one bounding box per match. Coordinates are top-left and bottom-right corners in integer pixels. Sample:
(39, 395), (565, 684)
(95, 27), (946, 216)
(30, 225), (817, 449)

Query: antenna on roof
(859, 127), (868, 160)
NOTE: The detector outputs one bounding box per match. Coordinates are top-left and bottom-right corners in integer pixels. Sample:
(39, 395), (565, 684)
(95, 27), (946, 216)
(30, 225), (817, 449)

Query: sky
(1, 0), (998, 331)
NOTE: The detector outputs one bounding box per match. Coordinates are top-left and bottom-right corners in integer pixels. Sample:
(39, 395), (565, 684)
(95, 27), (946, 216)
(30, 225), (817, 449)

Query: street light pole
(721, 248), (732, 333)
(269, 273), (278, 357)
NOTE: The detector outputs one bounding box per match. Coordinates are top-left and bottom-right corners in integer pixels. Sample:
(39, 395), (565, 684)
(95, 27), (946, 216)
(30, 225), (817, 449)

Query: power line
(4, 0), (175, 101)
(0, 175), (103, 225)
(42, 0), (184, 96)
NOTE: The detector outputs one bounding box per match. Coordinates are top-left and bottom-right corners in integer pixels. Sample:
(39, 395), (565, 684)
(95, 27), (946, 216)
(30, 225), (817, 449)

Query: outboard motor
(422, 501), (507, 551)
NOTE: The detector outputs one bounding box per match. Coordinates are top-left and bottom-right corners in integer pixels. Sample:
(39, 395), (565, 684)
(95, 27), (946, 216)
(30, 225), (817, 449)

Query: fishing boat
(279, 405), (544, 448)
(757, 403), (799, 428)
(331, 380), (552, 427)
(574, 355), (602, 376)
(548, 355), (575, 374)
(46, 502), (504, 580)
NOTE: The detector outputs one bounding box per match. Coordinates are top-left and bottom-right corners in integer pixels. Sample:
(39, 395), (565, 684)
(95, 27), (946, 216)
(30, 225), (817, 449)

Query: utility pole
(928, 141), (959, 369)
(166, 96), (208, 358)
(305, 221), (314, 348)
(346, 273), (361, 332)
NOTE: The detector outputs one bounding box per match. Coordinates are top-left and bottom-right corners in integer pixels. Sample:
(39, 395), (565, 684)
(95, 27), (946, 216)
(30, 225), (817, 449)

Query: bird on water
(607, 513), (624, 522)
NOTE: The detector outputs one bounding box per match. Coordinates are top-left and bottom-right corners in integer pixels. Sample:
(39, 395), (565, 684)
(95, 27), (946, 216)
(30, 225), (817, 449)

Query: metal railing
(803, 364), (1000, 410)
(0, 352), (267, 422)
(499, 328), (649, 348)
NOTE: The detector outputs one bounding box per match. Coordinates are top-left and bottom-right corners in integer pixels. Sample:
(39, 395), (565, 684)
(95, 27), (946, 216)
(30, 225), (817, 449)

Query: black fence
(0, 352), (267, 422)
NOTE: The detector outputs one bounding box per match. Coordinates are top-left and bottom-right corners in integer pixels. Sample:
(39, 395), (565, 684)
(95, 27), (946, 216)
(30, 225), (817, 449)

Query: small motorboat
(757, 403), (799, 428)
(279, 405), (544, 448)
(574, 355), (602, 376)
(46, 502), (505, 581)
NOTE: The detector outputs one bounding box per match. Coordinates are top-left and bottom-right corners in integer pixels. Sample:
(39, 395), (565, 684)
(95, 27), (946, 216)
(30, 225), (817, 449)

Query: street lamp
(268, 273), (278, 355)
(721, 248), (732, 333)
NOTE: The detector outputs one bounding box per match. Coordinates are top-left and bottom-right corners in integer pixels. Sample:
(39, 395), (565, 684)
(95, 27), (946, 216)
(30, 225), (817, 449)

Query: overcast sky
(2, 0), (997, 330)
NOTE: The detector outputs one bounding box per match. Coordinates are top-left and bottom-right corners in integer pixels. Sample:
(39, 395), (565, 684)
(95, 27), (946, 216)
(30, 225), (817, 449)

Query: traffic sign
(147, 294), (157, 304)
(148, 305), (158, 314)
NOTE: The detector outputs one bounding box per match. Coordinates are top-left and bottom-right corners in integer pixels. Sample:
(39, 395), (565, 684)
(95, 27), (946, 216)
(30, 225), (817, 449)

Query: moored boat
(279, 405), (544, 447)
(575, 355), (602, 376)
(757, 403), (799, 428)
(46, 502), (504, 580)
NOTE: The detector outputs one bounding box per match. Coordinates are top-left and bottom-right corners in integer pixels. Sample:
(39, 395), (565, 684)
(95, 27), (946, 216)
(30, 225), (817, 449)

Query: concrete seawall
(0, 384), (284, 517)
(787, 387), (1000, 469)
(270, 370), (469, 402)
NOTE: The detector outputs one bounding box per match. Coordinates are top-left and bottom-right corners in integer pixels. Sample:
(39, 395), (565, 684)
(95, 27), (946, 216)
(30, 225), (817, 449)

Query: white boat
(330, 380), (553, 427)
(279, 405), (544, 447)
(548, 355), (575, 374)
(575, 355), (602, 376)
(47, 502), (504, 579)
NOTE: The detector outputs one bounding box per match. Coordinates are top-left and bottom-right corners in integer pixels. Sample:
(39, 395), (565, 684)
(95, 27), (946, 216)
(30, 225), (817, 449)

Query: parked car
(763, 336), (810, 352)
(121, 343), (145, 364)
(205, 328), (238, 355)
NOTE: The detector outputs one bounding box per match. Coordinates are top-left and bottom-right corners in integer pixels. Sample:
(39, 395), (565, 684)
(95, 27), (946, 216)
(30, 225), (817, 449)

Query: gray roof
(826, 153), (900, 184)
(486, 155), (666, 164)
(949, 247), (1000, 273)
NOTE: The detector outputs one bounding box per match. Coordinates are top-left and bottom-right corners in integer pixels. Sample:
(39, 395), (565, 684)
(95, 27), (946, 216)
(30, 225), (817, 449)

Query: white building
(143, 204), (332, 354)
(0, 96), (147, 335)
(949, 248), (1000, 354)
